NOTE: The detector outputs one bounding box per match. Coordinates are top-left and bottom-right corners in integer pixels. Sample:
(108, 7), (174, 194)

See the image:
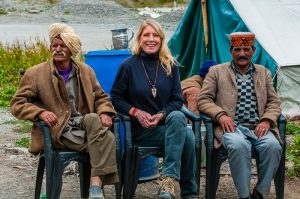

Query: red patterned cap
(230, 32), (255, 47)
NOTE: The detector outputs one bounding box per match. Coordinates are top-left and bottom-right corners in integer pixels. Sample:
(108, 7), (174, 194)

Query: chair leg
(79, 161), (91, 198)
(123, 147), (139, 199)
(35, 155), (45, 199)
(274, 148), (285, 199)
(206, 149), (217, 199)
(194, 125), (202, 195)
(44, 152), (54, 199)
(115, 182), (122, 199)
(52, 155), (68, 199)
(130, 147), (142, 198)
(115, 142), (122, 199)
(213, 153), (223, 199)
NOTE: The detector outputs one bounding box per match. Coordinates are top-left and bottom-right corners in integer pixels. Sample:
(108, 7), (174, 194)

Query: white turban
(48, 23), (82, 57)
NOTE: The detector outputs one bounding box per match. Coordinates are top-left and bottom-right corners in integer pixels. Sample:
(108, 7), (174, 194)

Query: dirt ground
(1, 0), (300, 198)
(1, 107), (300, 199)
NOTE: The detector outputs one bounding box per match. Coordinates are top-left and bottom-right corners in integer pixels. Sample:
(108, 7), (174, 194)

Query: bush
(115, 0), (187, 8)
(286, 122), (300, 135)
(287, 134), (300, 178)
(15, 136), (31, 148)
(0, 38), (51, 106)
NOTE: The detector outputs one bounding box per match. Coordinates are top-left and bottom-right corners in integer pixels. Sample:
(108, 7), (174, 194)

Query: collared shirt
(58, 62), (85, 144)
(231, 62), (259, 128)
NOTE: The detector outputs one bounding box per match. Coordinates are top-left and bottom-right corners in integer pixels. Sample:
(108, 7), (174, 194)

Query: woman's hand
(147, 113), (165, 128)
(135, 110), (152, 128)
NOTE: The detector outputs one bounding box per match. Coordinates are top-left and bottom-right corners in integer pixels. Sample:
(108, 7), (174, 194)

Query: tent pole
(201, 0), (209, 53)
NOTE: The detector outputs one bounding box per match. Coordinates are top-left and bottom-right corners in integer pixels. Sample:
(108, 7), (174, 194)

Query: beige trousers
(62, 113), (119, 185)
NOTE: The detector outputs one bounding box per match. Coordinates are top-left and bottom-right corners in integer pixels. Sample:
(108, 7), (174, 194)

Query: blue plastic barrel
(139, 156), (160, 181)
(84, 50), (159, 181)
(84, 50), (131, 93)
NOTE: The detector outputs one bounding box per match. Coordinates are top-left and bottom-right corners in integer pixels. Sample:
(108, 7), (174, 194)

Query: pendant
(151, 87), (157, 98)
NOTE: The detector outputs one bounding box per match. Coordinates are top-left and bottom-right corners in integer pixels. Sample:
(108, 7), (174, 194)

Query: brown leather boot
(158, 176), (176, 199)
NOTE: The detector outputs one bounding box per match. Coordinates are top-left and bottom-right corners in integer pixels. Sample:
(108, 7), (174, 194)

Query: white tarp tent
(230, 0), (300, 119)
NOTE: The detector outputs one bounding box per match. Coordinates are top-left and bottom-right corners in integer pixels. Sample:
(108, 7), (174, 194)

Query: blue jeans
(222, 124), (282, 198)
(133, 111), (198, 197)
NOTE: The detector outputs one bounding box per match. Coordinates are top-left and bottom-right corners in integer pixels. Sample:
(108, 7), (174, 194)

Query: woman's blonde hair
(132, 19), (178, 76)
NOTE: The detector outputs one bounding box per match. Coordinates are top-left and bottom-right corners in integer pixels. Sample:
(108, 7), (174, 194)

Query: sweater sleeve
(110, 62), (132, 115)
(161, 65), (184, 116)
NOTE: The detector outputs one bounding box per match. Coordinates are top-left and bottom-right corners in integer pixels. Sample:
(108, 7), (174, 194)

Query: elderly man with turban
(10, 23), (117, 199)
(197, 32), (282, 199)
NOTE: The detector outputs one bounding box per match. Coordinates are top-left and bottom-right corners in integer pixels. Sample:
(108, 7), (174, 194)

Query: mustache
(52, 51), (67, 57)
(237, 56), (248, 60)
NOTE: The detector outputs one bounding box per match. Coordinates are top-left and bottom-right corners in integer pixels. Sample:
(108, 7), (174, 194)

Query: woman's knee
(185, 128), (195, 146)
(166, 111), (186, 124)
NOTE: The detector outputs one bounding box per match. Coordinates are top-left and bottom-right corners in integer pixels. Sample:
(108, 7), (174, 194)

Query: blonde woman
(111, 19), (198, 199)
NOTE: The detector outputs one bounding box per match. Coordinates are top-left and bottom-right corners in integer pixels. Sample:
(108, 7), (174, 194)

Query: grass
(15, 136), (31, 148)
(4, 119), (32, 133)
(16, 0), (59, 4)
(114, 0), (188, 8)
(63, 10), (70, 15)
(286, 122), (300, 135)
(0, 9), (8, 15)
(287, 134), (300, 178)
(0, 38), (52, 107)
(5, 119), (31, 148)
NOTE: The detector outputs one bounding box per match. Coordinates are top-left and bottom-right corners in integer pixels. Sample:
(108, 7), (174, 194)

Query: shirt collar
(231, 61), (255, 75)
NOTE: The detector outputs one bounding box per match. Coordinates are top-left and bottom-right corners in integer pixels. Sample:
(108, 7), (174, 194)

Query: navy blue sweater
(111, 52), (183, 120)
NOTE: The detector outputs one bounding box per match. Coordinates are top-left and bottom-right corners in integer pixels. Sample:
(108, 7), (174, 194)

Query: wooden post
(201, 0), (209, 53)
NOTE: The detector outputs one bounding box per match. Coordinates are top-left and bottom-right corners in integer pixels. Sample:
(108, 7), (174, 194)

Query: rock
(0, 0), (13, 8)
(28, 9), (40, 14)
(5, 147), (27, 155)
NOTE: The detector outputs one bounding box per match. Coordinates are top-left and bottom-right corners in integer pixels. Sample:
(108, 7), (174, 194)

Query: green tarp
(167, 0), (206, 79)
(168, 0), (277, 80)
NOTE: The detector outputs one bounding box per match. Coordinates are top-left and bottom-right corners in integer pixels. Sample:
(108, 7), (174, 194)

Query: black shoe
(251, 188), (264, 199)
(182, 195), (199, 199)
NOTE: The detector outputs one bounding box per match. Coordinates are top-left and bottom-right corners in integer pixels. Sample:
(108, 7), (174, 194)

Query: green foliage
(48, 0), (59, 4)
(115, 0), (187, 8)
(0, 9), (8, 15)
(4, 119), (32, 133)
(15, 136), (31, 148)
(286, 122), (300, 135)
(63, 10), (70, 15)
(287, 134), (300, 178)
(0, 38), (52, 106)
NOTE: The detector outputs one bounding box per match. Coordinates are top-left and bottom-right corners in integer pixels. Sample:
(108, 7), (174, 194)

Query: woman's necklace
(140, 57), (159, 98)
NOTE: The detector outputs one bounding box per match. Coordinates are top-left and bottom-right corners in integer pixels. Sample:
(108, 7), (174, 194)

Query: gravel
(0, 1), (299, 198)
(0, 0), (186, 31)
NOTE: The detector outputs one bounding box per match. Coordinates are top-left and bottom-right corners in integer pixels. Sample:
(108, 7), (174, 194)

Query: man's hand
(254, 120), (271, 138)
(99, 113), (112, 128)
(219, 115), (236, 133)
(38, 111), (58, 127)
(134, 110), (152, 128)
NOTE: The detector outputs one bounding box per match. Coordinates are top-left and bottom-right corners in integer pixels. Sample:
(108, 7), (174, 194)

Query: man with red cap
(10, 23), (118, 199)
(197, 32), (282, 199)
